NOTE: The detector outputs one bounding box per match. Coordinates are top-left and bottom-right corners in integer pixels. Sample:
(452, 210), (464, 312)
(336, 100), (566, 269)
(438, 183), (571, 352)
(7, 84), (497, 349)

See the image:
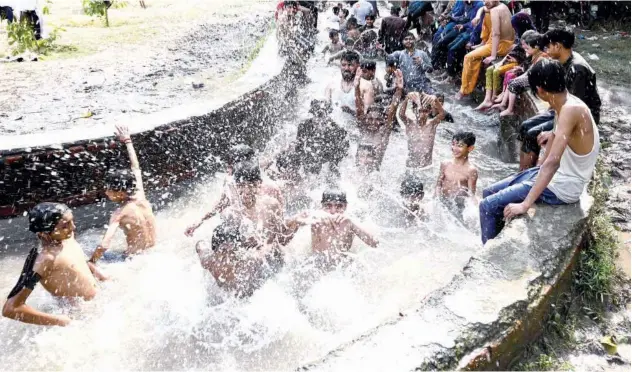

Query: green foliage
(42, 0), (53, 15)
(82, 0), (128, 27)
(6, 19), (64, 56)
(519, 354), (574, 371)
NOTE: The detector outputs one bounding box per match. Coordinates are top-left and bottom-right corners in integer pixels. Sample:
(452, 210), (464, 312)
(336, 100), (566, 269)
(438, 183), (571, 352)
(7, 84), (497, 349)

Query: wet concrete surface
(0, 9), (272, 136)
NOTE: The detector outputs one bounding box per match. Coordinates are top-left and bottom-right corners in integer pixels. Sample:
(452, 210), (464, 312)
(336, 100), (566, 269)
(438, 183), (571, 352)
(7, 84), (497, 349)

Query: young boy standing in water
(435, 131), (479, 207)
(3, 203), (106, 326)
(284, 189), (378, 268)
(89, 125), (157, 263)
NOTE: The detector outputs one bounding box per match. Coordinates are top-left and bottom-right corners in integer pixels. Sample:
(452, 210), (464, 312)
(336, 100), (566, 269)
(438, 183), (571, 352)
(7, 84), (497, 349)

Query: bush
(7, 19), (64, 56)
(82, 0), (128, 27)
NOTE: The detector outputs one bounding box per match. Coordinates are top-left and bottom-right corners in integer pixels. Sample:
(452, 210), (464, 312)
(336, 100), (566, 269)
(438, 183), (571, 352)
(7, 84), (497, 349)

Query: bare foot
(499, 108), (514, 117)
(493, 93), (504, 103)
(454, 91), (466, 100)
(474, 100), (493, 111)
(490, 103), (506, 111)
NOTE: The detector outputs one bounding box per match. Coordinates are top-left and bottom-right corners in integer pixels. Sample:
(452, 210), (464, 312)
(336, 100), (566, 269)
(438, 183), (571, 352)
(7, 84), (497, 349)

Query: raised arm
(348, 218), (379, 248)
(115, 125), (145, 199)
(386, 70), (405, 129)
(2, 255), (70, 326)
(354, 67), (366, 121)
(185, 189), (231, 236)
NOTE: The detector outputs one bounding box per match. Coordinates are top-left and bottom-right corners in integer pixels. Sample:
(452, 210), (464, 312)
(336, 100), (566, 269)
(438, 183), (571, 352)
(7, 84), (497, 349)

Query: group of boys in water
(3, 1), (600, 328)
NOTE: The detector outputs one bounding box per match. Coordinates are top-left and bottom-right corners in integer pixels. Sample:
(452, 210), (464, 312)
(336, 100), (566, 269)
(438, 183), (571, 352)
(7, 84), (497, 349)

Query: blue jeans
(446, 32), (470, 76)
(479, 167), (567, 244)
(432, 22), (456, 45)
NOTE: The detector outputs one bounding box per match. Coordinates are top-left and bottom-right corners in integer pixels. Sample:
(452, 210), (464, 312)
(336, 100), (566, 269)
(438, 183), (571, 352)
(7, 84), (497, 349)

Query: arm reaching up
(115, 125), (145, 200)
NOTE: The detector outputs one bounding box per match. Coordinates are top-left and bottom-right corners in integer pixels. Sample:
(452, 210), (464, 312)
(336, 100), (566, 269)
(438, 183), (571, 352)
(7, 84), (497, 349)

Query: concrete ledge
(299, 195), (592, 372)
(0, 34), (298, 220)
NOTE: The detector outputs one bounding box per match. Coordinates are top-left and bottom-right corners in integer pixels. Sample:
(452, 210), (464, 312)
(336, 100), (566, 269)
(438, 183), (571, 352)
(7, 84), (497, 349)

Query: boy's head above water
(400, 174), (424, 212)
(28, 202), (75, 241)
(344, 38), (355, 50)
(105, 169), (136, 202)
(321, 189), (347, 214)
(360, 60), (376, 80)
(451, 131), (476, 159)
(234, 161), (262, 208)
(227, 144), (256, 170)
(329, 29), (340, 43)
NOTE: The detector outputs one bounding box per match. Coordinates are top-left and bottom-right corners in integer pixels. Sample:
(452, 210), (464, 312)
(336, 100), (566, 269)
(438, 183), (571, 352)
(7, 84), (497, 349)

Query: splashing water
(0, 18), (518, 372)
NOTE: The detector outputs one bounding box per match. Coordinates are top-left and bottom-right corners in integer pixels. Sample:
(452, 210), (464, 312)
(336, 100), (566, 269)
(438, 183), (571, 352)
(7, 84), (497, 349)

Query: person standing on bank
(479, 60), (600, 244)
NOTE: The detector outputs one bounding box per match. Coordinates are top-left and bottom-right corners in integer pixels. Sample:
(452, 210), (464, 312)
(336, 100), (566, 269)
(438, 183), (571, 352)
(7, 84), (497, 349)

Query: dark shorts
(100, 251), (130, 263)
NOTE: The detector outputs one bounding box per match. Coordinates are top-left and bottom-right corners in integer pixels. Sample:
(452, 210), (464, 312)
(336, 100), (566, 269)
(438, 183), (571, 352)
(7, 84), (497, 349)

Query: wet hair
(321, 189), (347, 204)
(28, 202), (70, 234)
(233, 161), (262, 185)
(341, 8), (349, 18)
(360, 60), (376, 70)
(365, 14), (376, 21)
(521, 30), (545, 50)
(344, 38), (356, 47)
(329, 29), (339, 39)
(403, 32), (415, 41)
(211, 222), (243, 252)
(400, 174), (424, 196)
(357, 143), (377, 157)
(341, 50), (360, 64)
(105, 169), (137, 194)
(528, 59), (567, 95)
(385, 55), (398, 68)
(310, 99), (333, 114)
(390, 5), (401, 15)
(347, 16), (358, 27)
(435, 93), (445, 103)
(452, 131), (476, 147)
(544, 29), (575, 49)
(227, 144), (256, 165)
(332, 6), (340, 15)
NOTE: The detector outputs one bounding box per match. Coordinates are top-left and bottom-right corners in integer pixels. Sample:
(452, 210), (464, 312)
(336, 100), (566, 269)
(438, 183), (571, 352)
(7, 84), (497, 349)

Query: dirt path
(0, 0), (273, 135)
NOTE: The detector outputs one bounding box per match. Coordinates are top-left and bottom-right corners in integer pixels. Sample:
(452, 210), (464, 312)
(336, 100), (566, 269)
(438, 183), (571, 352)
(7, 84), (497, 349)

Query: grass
(223, 24), (274, 85)
(574, 28), (631, 87)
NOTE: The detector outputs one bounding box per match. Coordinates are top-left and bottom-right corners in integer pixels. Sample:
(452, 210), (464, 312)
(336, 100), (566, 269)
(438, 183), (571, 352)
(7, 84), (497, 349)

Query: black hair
(400, 174), (424, 196)
(28, 202), (70, 234)
(435, 93), (445, 102)
(341, 50), (360, 63)
(544, 29), (575, 49)
(360, 60), (376, 70)
(452, 131), (476, 147)
(357, 143), (377, 157)
(527, 59), (567, 95)
(344, 38), (356, 46)
(390, 5), (401, 15)
(365, 14), (376, 21)
(105, 169), (137, 194)
(366, 104), (386, 117)
(284, 1), (298, 7)
(403, 32), (415, 41)
(332, 6), (340, 15)
(233, 161), (262, 185)
(347, 16), (358, 27)
(521, 30), (545, 50)
(385, 55), (398, 67)
(227, 144), (256, 165)
(322, 189), (347, 204)
(341, 8), (349, 17)
(329, 29), (340, 38)
(211, 222), (243, 252)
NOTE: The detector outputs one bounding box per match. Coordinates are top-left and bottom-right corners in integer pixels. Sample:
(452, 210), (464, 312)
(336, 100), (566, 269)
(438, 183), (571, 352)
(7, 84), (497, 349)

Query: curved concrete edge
(0, 32), (299, 221)
(299, 196), (592, 372)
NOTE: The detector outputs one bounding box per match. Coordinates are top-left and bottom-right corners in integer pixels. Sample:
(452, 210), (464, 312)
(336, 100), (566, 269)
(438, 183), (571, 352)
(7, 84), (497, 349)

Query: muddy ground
(0, 0), (272, 135)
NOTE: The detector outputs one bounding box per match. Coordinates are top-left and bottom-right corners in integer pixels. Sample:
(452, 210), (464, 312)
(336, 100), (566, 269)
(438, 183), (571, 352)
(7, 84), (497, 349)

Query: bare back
(40, 239), (98, 300)
(491, 3), (515, 42)
(118, 199), (157, 255)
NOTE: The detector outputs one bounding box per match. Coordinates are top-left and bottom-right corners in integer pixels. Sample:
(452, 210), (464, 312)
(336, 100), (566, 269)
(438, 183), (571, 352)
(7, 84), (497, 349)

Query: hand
(483, 56), (496, 65)
(184, 224), (199, 237)
(538, 131), (554, 146)
(353, 66), (362, 89)
(57, 315), (71, 327)
(465, 42), (473, 50)
(503, 202), (529, 221)
(413, 56), (422, 65)
(472, 17), (481, 27)
(394, 69), (404, 90)
(115, 124), (131, 143)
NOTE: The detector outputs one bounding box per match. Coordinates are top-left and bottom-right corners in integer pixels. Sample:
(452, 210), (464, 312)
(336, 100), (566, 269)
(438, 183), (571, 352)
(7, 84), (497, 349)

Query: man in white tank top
(325, 51), (374, 117)
(479, 59), (599, 244)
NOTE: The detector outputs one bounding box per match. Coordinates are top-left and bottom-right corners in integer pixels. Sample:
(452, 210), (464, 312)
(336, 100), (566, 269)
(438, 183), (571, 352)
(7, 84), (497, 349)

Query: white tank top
(547, 100), (600, 203)
(331, 80), (356, 114)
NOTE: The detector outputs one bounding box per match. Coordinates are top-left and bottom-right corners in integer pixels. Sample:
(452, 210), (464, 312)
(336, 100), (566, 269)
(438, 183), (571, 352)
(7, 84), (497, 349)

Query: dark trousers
(530, 1), (550, 33)
(0, 6), (14, 23)
(405, 1), (433, 33)
(431, 23), (459, 70)
(519, 110), (555, 155)
(20, 10), (41, 40)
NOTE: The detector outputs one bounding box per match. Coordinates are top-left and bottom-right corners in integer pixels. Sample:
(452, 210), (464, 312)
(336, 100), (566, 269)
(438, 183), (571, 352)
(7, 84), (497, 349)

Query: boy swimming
(3, 203), (105, 326)
(89, 125), (157, 263)
(435, 131), (479, 211)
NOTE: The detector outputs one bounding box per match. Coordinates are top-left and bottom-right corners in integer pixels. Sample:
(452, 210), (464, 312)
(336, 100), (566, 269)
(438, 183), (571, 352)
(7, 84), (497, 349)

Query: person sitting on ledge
(89, 125), (157, 264)
(3, 203), (106, 327)
(479, 59), (600, 245)
(454, 0), (515, 100)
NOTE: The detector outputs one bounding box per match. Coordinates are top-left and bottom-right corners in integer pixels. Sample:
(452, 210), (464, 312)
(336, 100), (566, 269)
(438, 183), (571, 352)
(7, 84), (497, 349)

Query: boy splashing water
(3, 203), (106, 326)
(89, 125), (157, 264)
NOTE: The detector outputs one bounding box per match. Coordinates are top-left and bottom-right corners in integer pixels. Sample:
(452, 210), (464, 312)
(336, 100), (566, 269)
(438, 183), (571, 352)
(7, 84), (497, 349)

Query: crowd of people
(3, 0), (602, 328)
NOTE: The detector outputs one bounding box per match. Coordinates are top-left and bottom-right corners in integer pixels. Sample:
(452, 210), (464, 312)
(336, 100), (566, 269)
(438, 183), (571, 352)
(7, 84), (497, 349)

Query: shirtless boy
(322, 29), (344, 55)
(435, 131), (479, 208)
(184, 144), (283, 237)
(89, 125), (156, 263)
(399, 91), (446, 169)
(400, 173), (427, 221)
(284, 189), (378, 268)
(3, 203), (105, 326)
